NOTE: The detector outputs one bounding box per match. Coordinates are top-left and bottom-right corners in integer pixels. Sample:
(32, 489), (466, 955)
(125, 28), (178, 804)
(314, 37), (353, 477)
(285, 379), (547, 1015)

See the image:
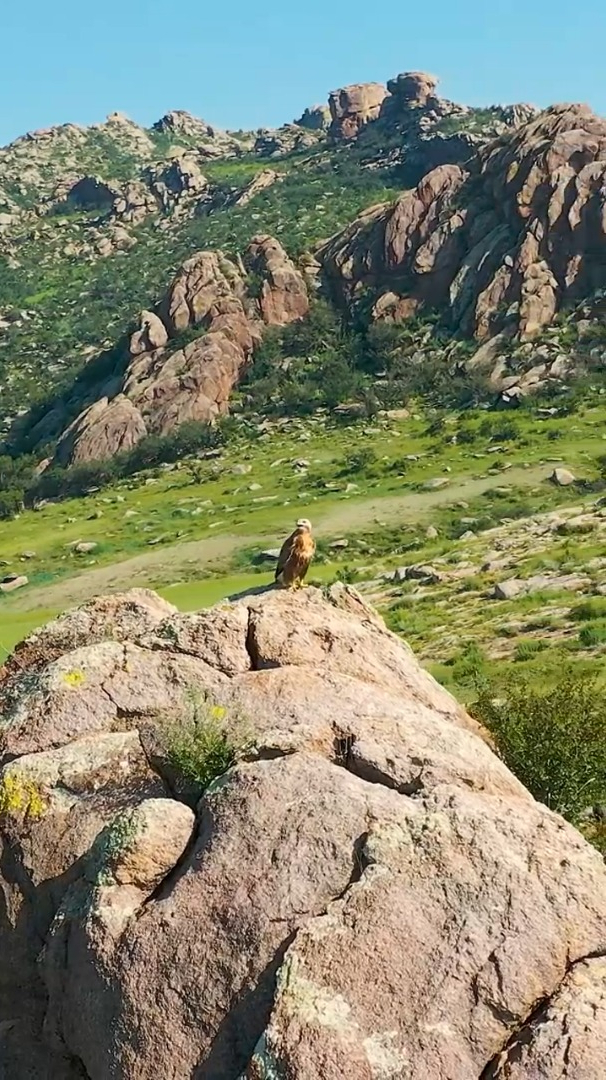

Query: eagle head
(296, 518), (312, 532)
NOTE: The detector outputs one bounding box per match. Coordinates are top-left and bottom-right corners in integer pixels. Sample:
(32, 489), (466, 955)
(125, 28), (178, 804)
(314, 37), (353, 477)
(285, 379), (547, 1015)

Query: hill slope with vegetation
(2, 68), (606, 817)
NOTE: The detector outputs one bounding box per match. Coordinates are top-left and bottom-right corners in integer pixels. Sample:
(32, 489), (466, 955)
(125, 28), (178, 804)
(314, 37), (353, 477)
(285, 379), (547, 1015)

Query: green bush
(578, 621), (606, 649)
(471, 675), (606, 822)
(338, 448), (379, 477)
(570, 597), (606, 622)
(161, 691), (253, 802)
(513, 639), (548, 662)
(445, 641), (488, 687)
(32, 420), (223, 502)
(0, 488), (24, 520)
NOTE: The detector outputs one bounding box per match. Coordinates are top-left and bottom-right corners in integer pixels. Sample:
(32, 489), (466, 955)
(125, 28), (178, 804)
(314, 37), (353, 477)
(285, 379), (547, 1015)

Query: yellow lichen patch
(0, 772), (46, 820)
(210, 705), (227, 721)
(63, 669), (87, 688)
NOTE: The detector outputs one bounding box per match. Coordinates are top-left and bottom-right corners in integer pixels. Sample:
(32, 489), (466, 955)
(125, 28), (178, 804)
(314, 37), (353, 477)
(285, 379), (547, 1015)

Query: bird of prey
(274, 518), (315, 590)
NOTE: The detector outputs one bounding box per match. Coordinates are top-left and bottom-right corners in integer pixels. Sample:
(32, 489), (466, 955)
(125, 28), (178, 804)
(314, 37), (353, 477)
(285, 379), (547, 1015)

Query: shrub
(471, 674), (606, 821)
(338, 448), (379, 477)
(513, 639), (548, 662)
(446, 641), (488, 687)
(32, 420), (223, 502)
(478, 417), (519, 442)
(578, 621), (606, 649)
(0, 488), (24, 520)
(161, 691), (253, 802)
(570, 597), (606, 622)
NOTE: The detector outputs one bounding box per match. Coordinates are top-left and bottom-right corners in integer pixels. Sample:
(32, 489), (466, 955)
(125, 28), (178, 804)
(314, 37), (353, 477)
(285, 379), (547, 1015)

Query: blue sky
(2, 0), (605, 145)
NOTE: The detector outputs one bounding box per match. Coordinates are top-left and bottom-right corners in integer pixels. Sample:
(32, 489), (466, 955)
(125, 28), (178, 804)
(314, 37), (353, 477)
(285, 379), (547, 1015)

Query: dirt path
(4, 464), (549, 615)
(314, 463), (549, 534)
(5, 534), (263, 613)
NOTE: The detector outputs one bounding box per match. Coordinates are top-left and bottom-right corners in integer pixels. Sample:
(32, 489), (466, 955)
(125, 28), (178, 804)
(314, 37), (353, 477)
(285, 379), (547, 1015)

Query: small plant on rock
(161, 691), (253, 801)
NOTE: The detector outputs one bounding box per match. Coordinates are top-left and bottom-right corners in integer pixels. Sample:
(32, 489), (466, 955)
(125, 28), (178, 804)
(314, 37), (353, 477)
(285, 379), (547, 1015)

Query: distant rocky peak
(386, 70), (439, 107)
(294, 104), (331, 131)
(328, 82), (388, 140)
(152, 110), (216, 139)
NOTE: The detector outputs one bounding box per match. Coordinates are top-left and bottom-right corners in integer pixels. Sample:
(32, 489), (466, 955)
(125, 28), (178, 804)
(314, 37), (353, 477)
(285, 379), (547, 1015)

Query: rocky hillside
(1, 584), (605, 1078)
(3, 67), (606, 473)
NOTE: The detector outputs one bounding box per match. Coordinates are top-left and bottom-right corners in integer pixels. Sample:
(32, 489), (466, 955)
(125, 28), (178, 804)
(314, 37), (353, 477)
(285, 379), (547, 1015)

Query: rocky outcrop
(152, 110), (218, 140)
(229, 168), (281, 207)
(143, 153), (210, 214)
(328, 82), (388, 141)
(253, 125), (321, 157)
(54, 395), (148, 466)
(51, 174), (159, 227)
(53, 236), (308, 463)
(1, 584), (606, 1079)
(295, 104), (331, 131)
(386, 70), (439, 107)
(152, 111), (253, 156)
(62, 175), (120, 211)
(320, 104), (606, 341)
(245, 234), (310, 325)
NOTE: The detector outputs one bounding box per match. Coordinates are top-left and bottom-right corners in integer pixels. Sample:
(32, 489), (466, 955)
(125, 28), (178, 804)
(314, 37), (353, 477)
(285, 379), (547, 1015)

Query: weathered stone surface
(144, 153), (210, 214)
(487, 957), (606, 1078)
(54, 395), (148, 466)
(385, 70), (439, 108)
(253, 125), (320, 157)
(230, 168), (281, 207)
(551, 466), (576, 486)
(2, 584), (606, 1079)
(493, 577), (525, 600)
(52, 236), (308, 463)
(328, 82), (388, 141)
(320, 104), (606, 342)
(129, 309), (169, 355)
(160, 249), (245, 335)
(151, 111), (252, 157)
(295, 104), (331, 131)
(0, 575), (28, 593)
(245, 234), (310, 325)
(245, 787), (606, 1080)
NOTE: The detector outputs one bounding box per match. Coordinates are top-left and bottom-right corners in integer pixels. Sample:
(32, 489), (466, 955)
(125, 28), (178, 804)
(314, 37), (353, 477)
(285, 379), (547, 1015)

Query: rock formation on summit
(319, 103), (606, 341)
(53, 235), (309, 465)
(328, 82), (389, 141)
(295, 104), (331, 131)
(1, 585), (606, 1078)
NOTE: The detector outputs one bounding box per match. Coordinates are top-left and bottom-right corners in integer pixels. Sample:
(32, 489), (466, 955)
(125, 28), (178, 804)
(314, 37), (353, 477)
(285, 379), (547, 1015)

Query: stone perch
(1, 585), (605, 1078)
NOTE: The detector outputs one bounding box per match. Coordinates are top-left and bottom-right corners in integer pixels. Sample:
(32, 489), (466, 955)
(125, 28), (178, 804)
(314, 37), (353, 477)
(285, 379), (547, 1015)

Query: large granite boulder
(1, 585), (606, 1078)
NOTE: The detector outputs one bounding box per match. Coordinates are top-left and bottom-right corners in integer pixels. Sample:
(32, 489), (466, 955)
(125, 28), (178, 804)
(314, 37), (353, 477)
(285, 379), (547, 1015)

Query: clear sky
(2, 0), (605, 145)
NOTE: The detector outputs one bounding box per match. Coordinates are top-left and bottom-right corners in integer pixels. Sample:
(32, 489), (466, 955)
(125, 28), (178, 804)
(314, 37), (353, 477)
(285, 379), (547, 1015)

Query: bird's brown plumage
(275, 520), (315, 589)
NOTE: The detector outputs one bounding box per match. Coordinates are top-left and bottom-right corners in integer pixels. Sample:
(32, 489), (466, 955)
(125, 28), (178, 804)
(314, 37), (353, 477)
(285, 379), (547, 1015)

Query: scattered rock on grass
(423, 477), (450, 491)
(0, 575), (28, 593)
(550, 467), (576, 487)
(493, 578), (526, 600)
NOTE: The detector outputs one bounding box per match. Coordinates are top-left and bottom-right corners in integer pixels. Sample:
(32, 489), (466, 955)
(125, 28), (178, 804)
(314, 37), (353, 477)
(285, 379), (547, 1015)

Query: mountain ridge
(1, 68), (605, 476)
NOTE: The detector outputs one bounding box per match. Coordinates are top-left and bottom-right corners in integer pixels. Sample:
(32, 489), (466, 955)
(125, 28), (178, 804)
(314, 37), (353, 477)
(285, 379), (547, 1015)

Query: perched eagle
(275, 518), (315, 590)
